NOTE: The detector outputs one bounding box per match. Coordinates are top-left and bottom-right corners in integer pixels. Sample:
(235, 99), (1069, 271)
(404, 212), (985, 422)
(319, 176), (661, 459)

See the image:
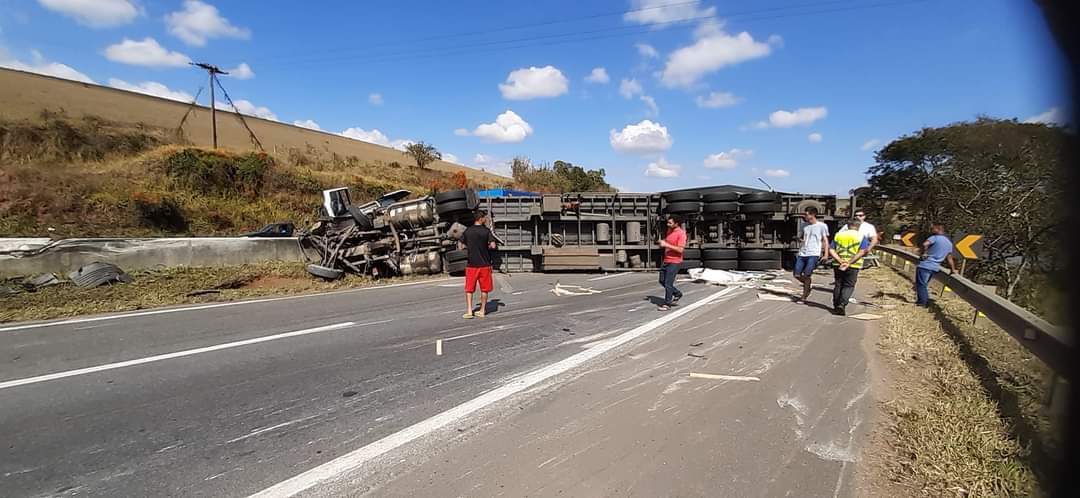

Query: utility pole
(191, 62), (229, 148)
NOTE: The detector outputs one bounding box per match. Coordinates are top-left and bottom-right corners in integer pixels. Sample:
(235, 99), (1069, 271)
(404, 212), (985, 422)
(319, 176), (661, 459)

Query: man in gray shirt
(794, 207), (829, 302)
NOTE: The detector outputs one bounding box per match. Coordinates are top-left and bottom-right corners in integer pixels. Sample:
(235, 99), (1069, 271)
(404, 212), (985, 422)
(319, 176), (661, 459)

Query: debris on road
(757, 293), (794, 302)
(25, 273), (61, 290)
(688, 372), (761, 382)
(687, 353), (706, 358)
(689, 342), (704, 347)
(550, 282), (602, 296)
(436, 339), (443, 356)
(847, 313), (883, 321)
(67, 262), (134, 288)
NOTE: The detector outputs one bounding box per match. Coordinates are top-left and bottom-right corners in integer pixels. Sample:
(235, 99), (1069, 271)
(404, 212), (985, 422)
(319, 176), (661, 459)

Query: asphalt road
(1, 272), (753, 497)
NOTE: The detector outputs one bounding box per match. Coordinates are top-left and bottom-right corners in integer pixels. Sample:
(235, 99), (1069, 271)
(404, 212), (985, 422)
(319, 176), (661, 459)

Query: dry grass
(0, 261), (439, 323)
(864, 266), (1060, 497)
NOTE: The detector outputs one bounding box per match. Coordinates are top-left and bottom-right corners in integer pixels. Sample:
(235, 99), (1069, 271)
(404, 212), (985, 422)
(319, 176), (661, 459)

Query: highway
(0, 271), (875, 497)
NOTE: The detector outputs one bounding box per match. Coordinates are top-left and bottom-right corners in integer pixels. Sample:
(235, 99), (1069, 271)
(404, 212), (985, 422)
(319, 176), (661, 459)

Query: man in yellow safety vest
(827, 219), (871, 316)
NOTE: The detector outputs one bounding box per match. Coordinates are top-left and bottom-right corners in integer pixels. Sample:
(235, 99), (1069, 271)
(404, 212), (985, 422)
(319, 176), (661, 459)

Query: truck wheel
(446, 249), (468, 263)
(739, 202), (782, 213)
(682, 248), (702, 260)
(702, 192), (739, 203)
(662, 190), (701, 202)
(678, 260), (703, 272)
(434, 190), (468, 204)
(306, 264), (344, 280)
(436, 200), (470, 216)
(662, 201), (701, 214)
(738, 260), (782, 271)
(739, 249), (781, 260)
(447, 260), (467, 275)
(702, 202), (738, 214)
(704, 259), (739, 270)
(703, 248), (738, 259)
(740, 192), (780, 203)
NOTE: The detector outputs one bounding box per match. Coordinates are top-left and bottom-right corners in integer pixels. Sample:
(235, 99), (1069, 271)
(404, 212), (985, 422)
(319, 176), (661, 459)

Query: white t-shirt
(799, 221), (830, 257)
(840, 221), (877, 243)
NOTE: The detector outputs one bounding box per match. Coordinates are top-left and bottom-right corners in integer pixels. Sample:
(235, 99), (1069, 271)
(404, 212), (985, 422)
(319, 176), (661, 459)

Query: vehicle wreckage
(300, 185), (840, 280)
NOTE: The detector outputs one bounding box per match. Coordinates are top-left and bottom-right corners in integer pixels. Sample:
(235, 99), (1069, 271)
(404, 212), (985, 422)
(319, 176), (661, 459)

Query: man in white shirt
(794, 207), (829, 302)
(841, 210), (879, 266)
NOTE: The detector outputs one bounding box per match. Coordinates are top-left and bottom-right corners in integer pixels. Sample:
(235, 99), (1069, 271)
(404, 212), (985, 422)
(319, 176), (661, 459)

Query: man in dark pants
(915, 222), (957, 307)
(827, 219), (871, 316)
(657, 215), (687, 311)
(461, 210), (497, 319)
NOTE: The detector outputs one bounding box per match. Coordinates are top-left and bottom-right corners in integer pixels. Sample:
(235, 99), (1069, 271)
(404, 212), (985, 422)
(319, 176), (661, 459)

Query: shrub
(164, 148), (272, 196)
(132, 192), (188, 232)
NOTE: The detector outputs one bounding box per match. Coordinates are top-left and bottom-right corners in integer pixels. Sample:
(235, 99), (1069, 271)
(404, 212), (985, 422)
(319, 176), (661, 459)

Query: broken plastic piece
(67, 262), (134, 288)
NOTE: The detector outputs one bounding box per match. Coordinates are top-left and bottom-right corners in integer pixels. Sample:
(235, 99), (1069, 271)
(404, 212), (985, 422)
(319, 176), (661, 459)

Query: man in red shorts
(462, 210), (497, 318)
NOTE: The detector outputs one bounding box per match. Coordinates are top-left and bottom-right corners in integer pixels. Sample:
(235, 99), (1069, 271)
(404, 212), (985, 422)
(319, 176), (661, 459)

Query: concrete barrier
(0, 238), (305, 277)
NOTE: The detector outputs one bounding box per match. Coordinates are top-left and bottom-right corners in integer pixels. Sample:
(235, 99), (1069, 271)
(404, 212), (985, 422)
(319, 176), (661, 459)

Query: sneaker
(832, 307), (846, 316)
(672, 294), (682, 303)
(462, 312), (475, 319)
(657, 304), (671, 311)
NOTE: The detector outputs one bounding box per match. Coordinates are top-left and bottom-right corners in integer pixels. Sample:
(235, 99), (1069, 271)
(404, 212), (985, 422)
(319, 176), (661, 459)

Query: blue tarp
(476, 189), (540, 198)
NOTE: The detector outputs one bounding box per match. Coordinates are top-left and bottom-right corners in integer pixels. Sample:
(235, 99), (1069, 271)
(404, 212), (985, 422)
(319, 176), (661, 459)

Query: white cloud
(645, 157), (681, 178)
(339, 127), (413, 150)
(610, 120), (672, 154)
(293, 119), (321, 131)
(861, 138), (881, 151)
(635, 43), (659, 58)
(764, 169), (790, 178)
(38, 0), (138, 27)
(808, 132), (823, 143)
(442, 153), (460, 164)
(104, 38), (191, 68)
(472, 153), (512, 177)
(661, 30), (773, 88)
(696, 91), (740, 108)
(584, 67), (610, 84)
(166, 0), (251, 47)
(1023, 107), (1068, 126)
(640, 95), (659, 116)
(463, 110), (534, 143)
(215, 99), (277, 121)
(756, 106), (828, 128)
(108, 78), (193, 102)
(619, 78), (643, 99)
(703, 148), (752, 169)
(0, 50), (95, 84)
(498, 65), (569, 100)
(225, 62), (254, 80)
(625, 0), (715, 26)
(368, 92), (383, 105)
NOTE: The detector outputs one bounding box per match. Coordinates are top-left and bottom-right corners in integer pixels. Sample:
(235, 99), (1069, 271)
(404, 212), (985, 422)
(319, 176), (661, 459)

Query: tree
(510, 157), (613, 193)
(403, 142), (441, 169)
(865, 117), (1067, 307)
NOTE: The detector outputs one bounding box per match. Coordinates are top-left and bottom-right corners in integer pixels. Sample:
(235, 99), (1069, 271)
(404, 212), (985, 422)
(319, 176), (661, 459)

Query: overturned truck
(300, 185), (837, 279)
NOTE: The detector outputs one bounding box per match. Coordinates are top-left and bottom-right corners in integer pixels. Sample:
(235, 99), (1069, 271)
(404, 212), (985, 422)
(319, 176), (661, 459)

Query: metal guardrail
(874, 245), (1073, 378)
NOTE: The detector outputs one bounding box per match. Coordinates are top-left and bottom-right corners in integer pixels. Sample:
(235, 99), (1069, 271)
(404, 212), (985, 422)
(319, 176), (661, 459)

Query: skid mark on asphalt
(227, 414), (320, 444)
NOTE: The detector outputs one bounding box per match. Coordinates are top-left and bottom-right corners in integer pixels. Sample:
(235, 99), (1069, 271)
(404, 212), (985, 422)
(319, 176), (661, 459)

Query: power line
(263, 0), (926, 69)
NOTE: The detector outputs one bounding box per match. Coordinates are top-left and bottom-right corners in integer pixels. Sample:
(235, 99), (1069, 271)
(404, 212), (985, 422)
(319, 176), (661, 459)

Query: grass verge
(0, 262), (441, 324)
(863, 267), (1061, 497)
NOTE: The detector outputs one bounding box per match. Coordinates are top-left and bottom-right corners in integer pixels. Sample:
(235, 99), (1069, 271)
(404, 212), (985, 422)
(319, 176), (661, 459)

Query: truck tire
(434, 190), (468, 204)
(347, 206), (375, 231)
(682, 248), (701, 260)
(703, 248), (738, 260)
(739, 249), (781, 260)
(739, 202), (782, 214)
(702, 192), (739, 203)
(306, 264), (344, 280)
(738, 260), (782, 271)
(704, 259), (739, 270)
(446, 249), (468, 263)
(678, 260), (702, 272)
(662, 201), (701, 214)
(447, 260), (467, 275)
(702, 202), (738, 214)
(662, 190), (701, 202)
(740, 192), (780, 203)
(436, 200), (470, 216)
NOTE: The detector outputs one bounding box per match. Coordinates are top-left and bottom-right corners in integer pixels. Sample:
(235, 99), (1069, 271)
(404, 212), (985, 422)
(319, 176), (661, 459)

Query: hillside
(0, 68), (506, 184)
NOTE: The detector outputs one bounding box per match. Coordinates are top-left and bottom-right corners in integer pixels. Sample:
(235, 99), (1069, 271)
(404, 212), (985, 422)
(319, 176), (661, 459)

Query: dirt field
(0, 68), (507, 184)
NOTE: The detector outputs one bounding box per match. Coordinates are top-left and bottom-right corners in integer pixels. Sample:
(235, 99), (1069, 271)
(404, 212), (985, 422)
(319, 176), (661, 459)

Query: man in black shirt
(461, 210), (497, 318)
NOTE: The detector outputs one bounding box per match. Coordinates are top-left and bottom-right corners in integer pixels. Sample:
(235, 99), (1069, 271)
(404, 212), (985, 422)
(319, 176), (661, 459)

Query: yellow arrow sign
(900, 232), (915, 247)
(956, 234), (983, 259)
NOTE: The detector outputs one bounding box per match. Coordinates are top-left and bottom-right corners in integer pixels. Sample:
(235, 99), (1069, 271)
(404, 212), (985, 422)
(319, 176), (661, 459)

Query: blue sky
(0, 0), (1068, 194)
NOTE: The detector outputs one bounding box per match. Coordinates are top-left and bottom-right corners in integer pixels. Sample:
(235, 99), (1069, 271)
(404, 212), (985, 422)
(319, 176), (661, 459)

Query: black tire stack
(738, 249), (782, 270)
(701, 192), (739, 218)
(661, 191), (701, 215)
(679, 248), (703, 272)
(445, 249), (468, 276)
(738, 192), (781, 214)
(702, 248), (738, 270)
(435, 189), (476, 223)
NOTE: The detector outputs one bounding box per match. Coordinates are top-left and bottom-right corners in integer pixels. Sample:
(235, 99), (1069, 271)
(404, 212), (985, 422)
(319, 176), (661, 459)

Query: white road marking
(0, 321), (388, 390)
(688, 373), (761, 382)
(248, 286), (741, 498)
(0, 279), (448, 333)
(227, 415), (320, 444)
(586, 273), (630, 281)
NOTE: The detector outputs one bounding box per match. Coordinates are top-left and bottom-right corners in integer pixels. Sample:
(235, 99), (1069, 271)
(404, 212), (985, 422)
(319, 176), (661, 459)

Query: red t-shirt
(663, 226), (687, 264)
